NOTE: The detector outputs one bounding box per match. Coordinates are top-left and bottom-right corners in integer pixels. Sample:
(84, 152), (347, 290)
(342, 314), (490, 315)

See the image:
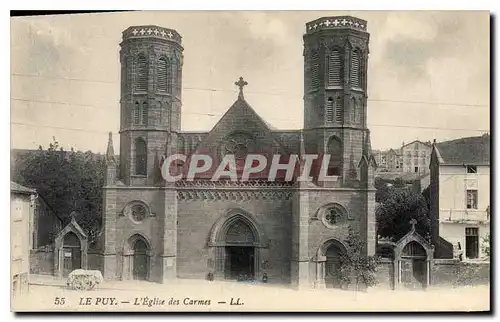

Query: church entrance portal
(225, 246), (255, 280)
(325, 243), (343, 288)
(224, 219), (256, 281)
(132, 239), (149, 280)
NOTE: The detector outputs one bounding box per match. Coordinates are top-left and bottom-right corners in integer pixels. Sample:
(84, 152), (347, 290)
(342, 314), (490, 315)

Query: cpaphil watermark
(160, 153), (340, 182)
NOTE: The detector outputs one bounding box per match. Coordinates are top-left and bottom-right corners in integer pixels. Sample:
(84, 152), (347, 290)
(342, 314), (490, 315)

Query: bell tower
(303, 16), (370, 186)
(119, 26), (183, 186)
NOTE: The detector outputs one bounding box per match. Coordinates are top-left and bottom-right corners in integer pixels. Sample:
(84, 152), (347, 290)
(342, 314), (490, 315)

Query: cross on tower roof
(409, 218), (417, 232)
(235, 77), (248, 100)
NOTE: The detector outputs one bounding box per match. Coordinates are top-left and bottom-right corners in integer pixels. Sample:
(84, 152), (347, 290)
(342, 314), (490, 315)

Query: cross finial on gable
(235, 77), (248, 100)
(409, 218), (417, 232)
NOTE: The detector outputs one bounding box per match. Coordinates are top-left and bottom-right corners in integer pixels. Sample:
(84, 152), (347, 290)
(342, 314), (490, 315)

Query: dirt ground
(12, 279), (490, 312)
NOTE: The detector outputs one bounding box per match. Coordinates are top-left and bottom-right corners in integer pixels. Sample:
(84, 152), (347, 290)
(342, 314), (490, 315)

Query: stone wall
(29, 248), (54, 275)
(177, 198), (292, 284)
(432, 259), (490, 286)
(375, 258), (394, 290)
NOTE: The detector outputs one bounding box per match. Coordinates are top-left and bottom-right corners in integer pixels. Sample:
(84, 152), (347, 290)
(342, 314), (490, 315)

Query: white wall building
(429, 134), (490, 260)
(11, 182), (34, 299)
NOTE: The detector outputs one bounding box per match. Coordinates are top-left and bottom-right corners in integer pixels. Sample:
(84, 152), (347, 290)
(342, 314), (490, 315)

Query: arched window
(177, 136), (185, 155)
(355, 99), (362, 123)
(157, 57), (172, 93)
(135, 138), (147, 175)
(136, 54), (148, 92)
(327, 136), (343, 176)
(334, 95), (343, 123)
(134, 102), (141, 125)
(350, 97), (356, 123)
(350, 49), (361, 88)
(311, 51), (320, 89)
(326, 97), (334, 122)
(176, 65), (181, 94)
(327, 49), (342, 87)
(142, 101), (148, 126)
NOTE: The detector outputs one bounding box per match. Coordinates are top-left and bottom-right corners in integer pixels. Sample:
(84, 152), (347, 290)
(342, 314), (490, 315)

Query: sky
(10, 11), (490, 153)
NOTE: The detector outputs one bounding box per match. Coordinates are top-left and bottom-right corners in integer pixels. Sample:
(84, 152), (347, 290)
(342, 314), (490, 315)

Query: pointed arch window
(355, 99), (362, 123)
(136, 54), (148, 92)
(335, 95), (343, 123)
(135, 138), (147, 176)
(134, 102), (141, 125)
(327, 136), (343, 176)
(157, 57), (172, 94)
(176, 65), (181, 95)
(350, 49), (361, 89)
(311, 51), (320, 90)
(326, 97), (334, 122)
(327, 50), (342, 87)
(142, 101), (148, 126)
(350, 97), (356, 123)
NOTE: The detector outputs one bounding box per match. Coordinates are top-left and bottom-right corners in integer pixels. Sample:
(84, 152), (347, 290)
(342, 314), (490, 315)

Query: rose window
(325, 208), (342, 225)
(131, 204), (147, 222)
(223, 132), (255, 161)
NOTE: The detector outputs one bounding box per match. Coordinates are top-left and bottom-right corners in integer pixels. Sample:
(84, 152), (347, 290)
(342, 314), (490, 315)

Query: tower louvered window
(355, 99), (362, 123)
(327, 50), (342, 87)
(326, 97), (334, 122)
(136, 55), (148, 92)
(142, 101), (148, 126)
(350, 50), (361, 88)
(158, 57), (171, 93)
(335, 96), (343, 123)
(350, 97), (356, 123)
(311, 51), (320, 89)
(134, 102), (141, 125)
(135, 138), (147, 176)
(176, 66), (181, 94)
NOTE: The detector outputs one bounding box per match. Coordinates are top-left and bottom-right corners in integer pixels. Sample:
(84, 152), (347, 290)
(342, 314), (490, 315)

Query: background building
(11, 182), (34, 297)
(429, 134), (490, 260)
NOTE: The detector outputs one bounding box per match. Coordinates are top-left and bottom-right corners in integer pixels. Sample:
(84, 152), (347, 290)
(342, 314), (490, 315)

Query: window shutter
(326, 98), (334, 122)
(311, 51), (320, 89)
(136, 55), (148, 92)
(142, 101), (148, 126)
(134, 102), (141, 124)
(328, 50), (342, 86)
(350, 50), (361, 88)
(335, 96), (343, 123)
(158, 58), (167, 92)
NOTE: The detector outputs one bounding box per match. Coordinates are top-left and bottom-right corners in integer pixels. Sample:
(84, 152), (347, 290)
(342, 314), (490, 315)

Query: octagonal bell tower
(302, 16), (371, 186)
(119, 26), (183, 186)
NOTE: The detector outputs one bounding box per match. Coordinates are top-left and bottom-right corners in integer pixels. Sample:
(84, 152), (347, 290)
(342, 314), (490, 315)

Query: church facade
(101, 15), (377, 289)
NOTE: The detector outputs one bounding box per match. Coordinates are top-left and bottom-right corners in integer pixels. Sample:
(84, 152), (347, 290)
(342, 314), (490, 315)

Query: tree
(376, 188), (431, 242)
(482, 233), (490, 258)
(338, 226), (378, 292)
(12, 138), (106, 247)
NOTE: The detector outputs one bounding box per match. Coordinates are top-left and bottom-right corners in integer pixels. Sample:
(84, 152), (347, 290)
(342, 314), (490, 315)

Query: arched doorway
(325, 243), (343, 288)
(224, 219), (256, 280)
(63, 232), (81, 277)
(132, 238), (149, 280)
(400, 241), (427, 289)
(208, 211), (268, 282)
(315, 238), (347, 289)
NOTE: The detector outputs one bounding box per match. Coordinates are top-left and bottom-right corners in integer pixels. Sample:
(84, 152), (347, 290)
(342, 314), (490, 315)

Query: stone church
(101, 15), (377, 289)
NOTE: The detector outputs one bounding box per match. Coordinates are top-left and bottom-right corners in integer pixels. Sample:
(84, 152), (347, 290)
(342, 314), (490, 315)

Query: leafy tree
(338, 226), (378, 292)
(376, 188), (430, 242)
(482, 233), (490, 258)
(12, 138), (106, 247)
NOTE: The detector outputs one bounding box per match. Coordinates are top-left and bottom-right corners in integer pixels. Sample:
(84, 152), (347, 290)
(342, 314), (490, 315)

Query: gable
(190, 98), (289, 159)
